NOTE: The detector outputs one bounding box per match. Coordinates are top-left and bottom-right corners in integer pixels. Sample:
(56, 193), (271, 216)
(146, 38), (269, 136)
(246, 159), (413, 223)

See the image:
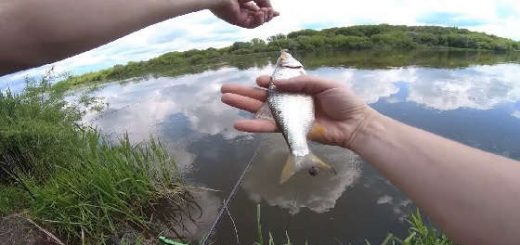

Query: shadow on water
(78, 50), (520, 244)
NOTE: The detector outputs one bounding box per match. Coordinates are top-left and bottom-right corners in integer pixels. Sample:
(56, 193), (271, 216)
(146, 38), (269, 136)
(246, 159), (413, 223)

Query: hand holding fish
(211, 0), (279, 28)
(222, 63), (520, 245)
(221, 75), (373, 149)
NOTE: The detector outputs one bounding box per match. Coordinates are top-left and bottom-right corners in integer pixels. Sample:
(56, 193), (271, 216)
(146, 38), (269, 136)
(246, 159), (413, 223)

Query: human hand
(221, 75), (376, 149)
(210, 0), (279, 28)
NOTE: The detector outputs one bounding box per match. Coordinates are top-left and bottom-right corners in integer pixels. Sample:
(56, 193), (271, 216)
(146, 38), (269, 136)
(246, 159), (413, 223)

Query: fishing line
(200, 144), (261, 245)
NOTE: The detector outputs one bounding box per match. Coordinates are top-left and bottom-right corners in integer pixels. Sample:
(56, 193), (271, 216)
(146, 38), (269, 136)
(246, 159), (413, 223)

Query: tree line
(55, 24), (520, 89)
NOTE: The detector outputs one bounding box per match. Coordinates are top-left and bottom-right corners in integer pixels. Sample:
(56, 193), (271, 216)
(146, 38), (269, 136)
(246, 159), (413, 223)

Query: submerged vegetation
(55, 24), (520, 90)
(255, 205), (454, 245)
(0, 77), (197, 244)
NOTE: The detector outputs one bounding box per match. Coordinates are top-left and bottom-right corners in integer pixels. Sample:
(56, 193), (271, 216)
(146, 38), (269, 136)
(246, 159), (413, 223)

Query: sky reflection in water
(84, 62), (520, 243)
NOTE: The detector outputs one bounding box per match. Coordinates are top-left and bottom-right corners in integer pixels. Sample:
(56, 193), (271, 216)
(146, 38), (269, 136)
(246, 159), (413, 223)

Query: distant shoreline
(54, 24), (520, 91)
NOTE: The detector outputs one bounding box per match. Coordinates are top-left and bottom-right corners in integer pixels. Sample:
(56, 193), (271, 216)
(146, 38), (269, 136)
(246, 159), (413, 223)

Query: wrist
(161, 0), (217, 16)
(344, 107), (384, 152)
(204, 0), (226, 10)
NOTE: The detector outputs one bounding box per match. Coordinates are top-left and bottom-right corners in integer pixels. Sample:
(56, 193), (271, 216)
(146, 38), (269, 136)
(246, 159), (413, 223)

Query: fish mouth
(278, 50), (304, 69)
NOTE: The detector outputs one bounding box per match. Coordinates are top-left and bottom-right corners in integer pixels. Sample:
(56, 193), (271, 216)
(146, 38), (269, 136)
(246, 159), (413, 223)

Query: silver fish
(256, 50), (333, 184)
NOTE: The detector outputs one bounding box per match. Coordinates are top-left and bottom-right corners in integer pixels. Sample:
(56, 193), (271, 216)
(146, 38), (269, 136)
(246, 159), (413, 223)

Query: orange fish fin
(307, 122), (327, 140)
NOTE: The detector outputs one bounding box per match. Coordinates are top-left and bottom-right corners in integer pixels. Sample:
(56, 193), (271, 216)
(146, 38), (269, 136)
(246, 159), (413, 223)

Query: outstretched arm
(0, 0), (278, 74)
(221, 75), (520, 245)
(351, 107), (520, 245)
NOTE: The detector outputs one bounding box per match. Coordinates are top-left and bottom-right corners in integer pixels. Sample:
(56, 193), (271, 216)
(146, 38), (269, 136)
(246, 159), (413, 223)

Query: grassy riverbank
(0, 77), (195, 244)
(55, 24), (520, 91)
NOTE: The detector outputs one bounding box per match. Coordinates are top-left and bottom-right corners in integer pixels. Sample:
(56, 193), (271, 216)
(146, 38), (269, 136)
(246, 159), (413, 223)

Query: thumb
(273, 75), (339, 94)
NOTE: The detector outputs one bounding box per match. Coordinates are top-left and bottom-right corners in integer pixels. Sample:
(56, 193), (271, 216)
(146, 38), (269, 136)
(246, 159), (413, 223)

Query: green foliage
(55, 25), (520, 91)
(27, 134), (185, 243)
(0, 78), (82, 183)
(0, 185), (30, 215)
(256, 204), (292, 245)
(380, 210), (454, 245)
(0, 77), (192, 244)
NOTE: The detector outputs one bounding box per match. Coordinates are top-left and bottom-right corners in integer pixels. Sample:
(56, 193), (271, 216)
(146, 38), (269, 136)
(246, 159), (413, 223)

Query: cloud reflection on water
(407, 64), (520, 110)
(310, 64), (520, 112)
(241, 135), (361, 215)
(85, 66), (270, 142)
(512, 110), (520, 119)
(87, 63), (520, 148)
(82, 62), (520, 223)
(83, 62), (520, 185)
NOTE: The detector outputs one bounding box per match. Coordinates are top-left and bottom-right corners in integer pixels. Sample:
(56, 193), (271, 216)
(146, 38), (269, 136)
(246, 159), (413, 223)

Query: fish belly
(268, 92), (314, 158)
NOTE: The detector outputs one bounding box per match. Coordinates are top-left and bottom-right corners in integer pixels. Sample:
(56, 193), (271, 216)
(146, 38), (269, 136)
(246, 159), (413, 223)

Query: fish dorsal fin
(255, 102), (275, 121)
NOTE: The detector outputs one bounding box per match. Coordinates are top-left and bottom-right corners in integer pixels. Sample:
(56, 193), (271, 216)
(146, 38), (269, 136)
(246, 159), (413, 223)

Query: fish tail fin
(280, 154), (300, 184)
(279, 153), (336, 184)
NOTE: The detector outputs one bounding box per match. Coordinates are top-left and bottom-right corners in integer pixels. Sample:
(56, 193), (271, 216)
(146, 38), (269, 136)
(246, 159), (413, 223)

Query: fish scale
(268, 91), (313, 157)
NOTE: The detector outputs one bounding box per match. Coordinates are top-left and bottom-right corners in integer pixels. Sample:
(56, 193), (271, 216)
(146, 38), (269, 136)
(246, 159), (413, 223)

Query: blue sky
(1, 0), (519, 88)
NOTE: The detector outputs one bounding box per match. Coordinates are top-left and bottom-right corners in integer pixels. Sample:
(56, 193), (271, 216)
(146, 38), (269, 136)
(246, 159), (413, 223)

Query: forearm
(350, 109), (520, 245)
(0, 0), (216, 74)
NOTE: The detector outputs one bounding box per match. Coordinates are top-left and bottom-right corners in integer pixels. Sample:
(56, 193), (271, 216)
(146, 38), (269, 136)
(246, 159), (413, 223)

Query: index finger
(256, 75), (271, 88)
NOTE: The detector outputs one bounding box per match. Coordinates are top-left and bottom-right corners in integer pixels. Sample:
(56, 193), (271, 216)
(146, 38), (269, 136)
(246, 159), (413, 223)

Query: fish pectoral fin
(280, 154), (298, 184)
(255, 103), (275, 121)
(309, 153), (337, 175)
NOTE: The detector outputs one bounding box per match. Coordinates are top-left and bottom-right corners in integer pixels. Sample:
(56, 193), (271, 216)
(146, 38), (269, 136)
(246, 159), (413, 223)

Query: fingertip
(220, 92), (232, 103)
(233, 120), (251, 132)
(256, 75), (271, 87)
(233, 120), (248, 131)
(220, 84), (232, 93)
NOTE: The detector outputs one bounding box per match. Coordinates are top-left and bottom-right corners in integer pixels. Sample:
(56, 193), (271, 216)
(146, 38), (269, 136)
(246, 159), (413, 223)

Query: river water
(81, 50), (520, 244)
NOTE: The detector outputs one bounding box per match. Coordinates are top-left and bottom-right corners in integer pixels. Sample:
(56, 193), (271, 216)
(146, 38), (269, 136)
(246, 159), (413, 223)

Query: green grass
(0, 77), (194, 244)
(375, 209), (454, 245)
(256, 204), (292, 245)
(0, 185), (30, 216)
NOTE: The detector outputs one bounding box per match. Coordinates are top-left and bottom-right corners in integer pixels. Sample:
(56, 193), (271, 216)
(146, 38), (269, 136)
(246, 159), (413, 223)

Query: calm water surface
(82, 52), (520, 244)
